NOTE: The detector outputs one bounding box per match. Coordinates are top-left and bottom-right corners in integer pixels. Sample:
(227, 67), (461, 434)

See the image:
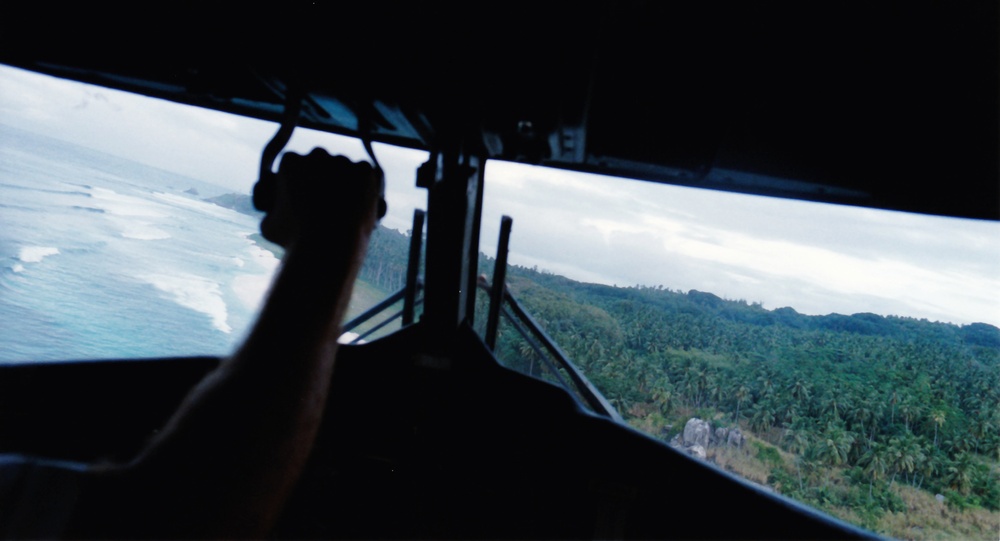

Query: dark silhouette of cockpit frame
(0, 2), (995, 539)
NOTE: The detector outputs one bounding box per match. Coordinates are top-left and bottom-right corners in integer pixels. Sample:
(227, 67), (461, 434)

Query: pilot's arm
(68, 149), (381, 539)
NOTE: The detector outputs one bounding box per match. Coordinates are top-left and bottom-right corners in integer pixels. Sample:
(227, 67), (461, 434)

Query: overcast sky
(2, 64), (998, 328)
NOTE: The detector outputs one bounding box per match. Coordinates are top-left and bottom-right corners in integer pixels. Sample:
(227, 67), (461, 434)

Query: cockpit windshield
(475, 161), (1000, 537)
(2, 60), (999, 540)
(0, 64), (426, 361)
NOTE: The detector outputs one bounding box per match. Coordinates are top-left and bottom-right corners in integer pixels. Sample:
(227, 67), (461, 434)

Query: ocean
(0, 124), (280, 363)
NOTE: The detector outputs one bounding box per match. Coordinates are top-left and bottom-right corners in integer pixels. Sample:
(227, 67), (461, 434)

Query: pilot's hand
(260, 148), (383, 249)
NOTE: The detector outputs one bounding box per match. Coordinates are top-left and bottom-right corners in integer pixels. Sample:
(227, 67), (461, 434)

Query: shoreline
(247, 232), (285, 260)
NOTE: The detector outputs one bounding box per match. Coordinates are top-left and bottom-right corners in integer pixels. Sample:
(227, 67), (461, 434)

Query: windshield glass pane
(477, 159), (1000, 539)
(0, 65), (426, 362)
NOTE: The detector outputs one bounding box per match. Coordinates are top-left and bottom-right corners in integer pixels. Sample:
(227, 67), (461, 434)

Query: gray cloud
(482, 161), (1000, 327)
(4, 65), (998, 327)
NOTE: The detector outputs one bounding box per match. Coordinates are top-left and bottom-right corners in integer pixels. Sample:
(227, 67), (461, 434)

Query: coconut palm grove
(347, 222), (1000, 539)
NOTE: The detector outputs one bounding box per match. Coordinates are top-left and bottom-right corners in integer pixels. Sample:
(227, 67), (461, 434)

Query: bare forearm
(68, 149), (382, 539)
(75, 229), (371, 538)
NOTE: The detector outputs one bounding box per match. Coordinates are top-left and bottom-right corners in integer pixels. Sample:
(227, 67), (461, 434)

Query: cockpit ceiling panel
(1, 2), (996, 220)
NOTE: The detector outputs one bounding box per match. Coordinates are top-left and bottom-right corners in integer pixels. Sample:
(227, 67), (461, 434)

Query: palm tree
(823, 393), (842, 422)
(651, 381), (675, 414)
(784, 425), (812, 456)
(973, 410), (998, 456)
(682, 374), (699, 406)
(734, 384), (750, 427)
(852, 400), (874, 450)
(886, 433), (922, 487)
(781, 402), (802, 428)
(790, 378), (811, 404)
(945, 452), (975, 495)
(757, 374), (775, 399)
(750, 402), (776, 437)
(867, 400), (885, 446)
(906, 438), (927, 486)
(707, 376), (726, 409)
(784, 426), (812, 491)
(860, 443), (889, 499)
(888, 390), (899, 425)
(517, 340), (537, 376)
(898, 397), (921, 432)
(817, 422), (853, 467)
(930, 408), (946, 448)
(914, 441), (940, 490)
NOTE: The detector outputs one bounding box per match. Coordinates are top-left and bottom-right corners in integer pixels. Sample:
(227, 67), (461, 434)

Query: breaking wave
(18, 246), (60, 263)
(139, 272), (232, 334)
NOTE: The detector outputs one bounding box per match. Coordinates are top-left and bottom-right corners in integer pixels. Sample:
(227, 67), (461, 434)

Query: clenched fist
(258, 148), (385, 249)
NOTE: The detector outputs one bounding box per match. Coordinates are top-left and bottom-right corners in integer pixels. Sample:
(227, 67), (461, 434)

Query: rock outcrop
(727, 428), (745, 448)
(714, 427), (729, 446)
(672, 418), (745, 460)
(683, 418), (711, 448)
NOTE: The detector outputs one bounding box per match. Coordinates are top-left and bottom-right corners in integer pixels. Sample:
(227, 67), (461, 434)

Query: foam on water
(116, 220), (172, 240)
(247, 244), (281, 270)
(18, 246), (60, 263)
(153, 191), (242, 220)
(88, 186), (168, 218)
(139, 272), (232, 334)
(231, 238), (281, 310)
(0, 126), (287, 361)
(232, 274), (273, 311)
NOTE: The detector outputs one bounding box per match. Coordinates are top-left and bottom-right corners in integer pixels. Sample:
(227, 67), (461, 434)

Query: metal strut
(358, 106), (387, 220)
(485, 216), (513, 350)
(403, 209), (426, 326)
(252, 85), (304, 212)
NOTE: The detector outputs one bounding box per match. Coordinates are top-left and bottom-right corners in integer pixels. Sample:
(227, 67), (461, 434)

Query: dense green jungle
(355, 222), (1000, 539)
(489, 266), (998, 537)
(234, 189), (1000, 540)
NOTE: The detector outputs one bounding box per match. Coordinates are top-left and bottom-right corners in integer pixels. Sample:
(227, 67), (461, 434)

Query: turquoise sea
(0, 124), (280, 362)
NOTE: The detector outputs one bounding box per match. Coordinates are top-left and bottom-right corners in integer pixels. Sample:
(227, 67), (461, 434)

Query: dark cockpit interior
(0, 2), (995, 539)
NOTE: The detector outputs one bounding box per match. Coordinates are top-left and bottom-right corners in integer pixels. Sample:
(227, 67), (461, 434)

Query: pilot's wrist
(284, 221), (374, 261)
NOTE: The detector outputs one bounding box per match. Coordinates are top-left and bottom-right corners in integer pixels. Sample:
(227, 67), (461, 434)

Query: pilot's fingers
(261, 149), (382, 246)
(279, 149), (381, 210)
